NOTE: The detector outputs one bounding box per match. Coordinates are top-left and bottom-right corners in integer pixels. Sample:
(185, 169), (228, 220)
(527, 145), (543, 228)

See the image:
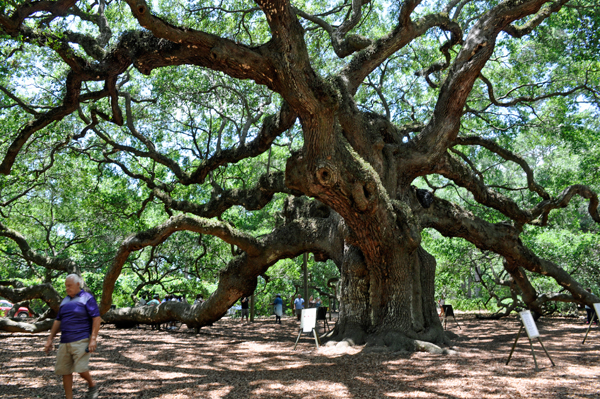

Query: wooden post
(506, 324), (523, 365)
(583, 304), (600, 344)
(582, 312), (597, 344)
(293, 329), (302, 350)
(527, 337), (540, 372)
(250, 294), (255, 322)
(293, 328), (321, 350)
(537, 337), (555, 367)
(303, 253), (309, 304)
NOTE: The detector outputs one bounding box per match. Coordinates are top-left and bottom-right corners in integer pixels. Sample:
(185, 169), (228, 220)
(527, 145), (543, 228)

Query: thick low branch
(0, 282), (62, 332)
(531, 292), (577, 310)
(418, 195), (600, 309)
(0, 318), (55, 333)
(0, 282), (62, 313)
(101, 212), (342, 328)
(100, 214), (264, 314)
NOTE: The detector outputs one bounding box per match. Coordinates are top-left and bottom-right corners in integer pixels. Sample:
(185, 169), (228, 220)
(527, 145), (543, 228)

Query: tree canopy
(0, 0), (599, 349)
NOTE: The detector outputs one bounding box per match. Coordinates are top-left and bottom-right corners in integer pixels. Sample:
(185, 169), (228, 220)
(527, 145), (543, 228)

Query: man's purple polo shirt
(56, 290), (100, 343)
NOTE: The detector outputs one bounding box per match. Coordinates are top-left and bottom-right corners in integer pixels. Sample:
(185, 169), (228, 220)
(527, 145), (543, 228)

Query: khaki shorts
(55, 338), (90, 375)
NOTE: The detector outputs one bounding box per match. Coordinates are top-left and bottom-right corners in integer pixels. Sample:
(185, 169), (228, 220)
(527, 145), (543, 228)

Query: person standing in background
(272, 294), (283, 324)
(240, 296), (250, 323)
(293, 294), (304, 321)
(147, 294), (160, 306)
(438, 295), (445, 318)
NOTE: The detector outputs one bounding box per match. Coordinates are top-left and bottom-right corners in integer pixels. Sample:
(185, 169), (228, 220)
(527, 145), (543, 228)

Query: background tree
(1, 0), (599, 351)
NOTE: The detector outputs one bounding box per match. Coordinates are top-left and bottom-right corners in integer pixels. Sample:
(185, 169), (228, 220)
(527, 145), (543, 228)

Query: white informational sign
(301, 308), (317, 333)
(519, 310), (540, 339)
(594, 303), (600, 320)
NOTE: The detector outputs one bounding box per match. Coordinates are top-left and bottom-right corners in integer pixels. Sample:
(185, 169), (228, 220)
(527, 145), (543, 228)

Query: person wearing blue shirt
(44, 274), (101, 399)
(147, 294), (160, 306)
(293, 294), (304, 321)
(272, 294), (283, 324)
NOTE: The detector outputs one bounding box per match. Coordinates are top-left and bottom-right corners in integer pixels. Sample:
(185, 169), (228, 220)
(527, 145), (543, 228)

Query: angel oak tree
(1, 0), (599, 350)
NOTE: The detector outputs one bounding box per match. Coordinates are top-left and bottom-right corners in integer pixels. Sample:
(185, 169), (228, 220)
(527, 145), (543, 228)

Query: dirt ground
(1, 313), (599, 398)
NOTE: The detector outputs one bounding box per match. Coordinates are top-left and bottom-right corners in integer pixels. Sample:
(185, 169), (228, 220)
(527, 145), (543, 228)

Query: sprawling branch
(187, 102), (297, 184)
(0, 282), (62, 313)
(64, 0), (113, 59)
(294, 0), (373, 58)
(0, 73), (85, 175)
(102, 205), (342, 328)
(478, 73), (593, 108)
(0, 281), (63, 332)
(418, 195), (600, 309)
(453, 135), (550, 200)
(0, 7), (291, 176)
(123, 0), (277, 88)
(99, 101), (296, 189)
(0, 221), (81, 275)
(100, 214), (263, 314)
(432, 149), (600, 228)
(342, 6), (462, 94)
(0, 0), (76, 33)
(433, 152), (537, 224)
(0, 84), (41, 116)
(531, 184), (600, 226)
(406, 0), (564, 172)
(502, 0), (569, 38)
(153, 171), (302, 218)
(0, 318), (55, 333)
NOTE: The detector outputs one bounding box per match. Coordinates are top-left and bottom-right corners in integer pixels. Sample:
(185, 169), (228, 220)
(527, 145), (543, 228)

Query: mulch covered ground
(1, 313), (599, 398)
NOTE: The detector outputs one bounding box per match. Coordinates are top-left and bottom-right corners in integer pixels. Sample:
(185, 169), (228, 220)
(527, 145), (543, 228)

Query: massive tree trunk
(335, 243), (444, 347)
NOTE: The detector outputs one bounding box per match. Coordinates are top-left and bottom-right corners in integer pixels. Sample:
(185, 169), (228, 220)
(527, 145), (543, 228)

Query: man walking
(293, 294), (304, 321)
(44, 274), (101, 399)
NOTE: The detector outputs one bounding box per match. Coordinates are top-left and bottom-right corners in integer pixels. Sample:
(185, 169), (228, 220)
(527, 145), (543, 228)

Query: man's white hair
(65, 273), (83, 286)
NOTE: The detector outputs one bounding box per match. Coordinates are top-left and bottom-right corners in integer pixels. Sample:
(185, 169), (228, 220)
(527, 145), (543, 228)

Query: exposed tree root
(323, 327), (457, 355)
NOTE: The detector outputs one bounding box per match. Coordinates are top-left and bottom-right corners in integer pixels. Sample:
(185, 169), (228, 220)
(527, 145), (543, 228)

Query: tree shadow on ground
(1, 314), (600, 398)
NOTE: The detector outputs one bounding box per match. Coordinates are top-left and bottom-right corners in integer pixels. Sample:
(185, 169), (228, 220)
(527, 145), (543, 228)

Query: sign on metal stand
(506, 310), (555, 371)
(582, 303), (600, 344)
(316, 306), (329, 332)
(294, 308), (321, 350)
(441, 305), (461, 330)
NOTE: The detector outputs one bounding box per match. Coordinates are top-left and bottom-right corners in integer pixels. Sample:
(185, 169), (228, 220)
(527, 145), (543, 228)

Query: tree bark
(332, 241), (445, 348)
